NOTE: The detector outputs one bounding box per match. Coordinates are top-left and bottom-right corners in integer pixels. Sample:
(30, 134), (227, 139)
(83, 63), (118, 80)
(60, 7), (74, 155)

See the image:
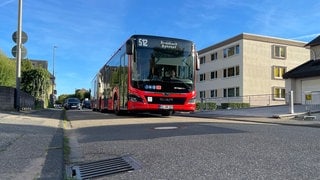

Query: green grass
(63, 136), (70, 163)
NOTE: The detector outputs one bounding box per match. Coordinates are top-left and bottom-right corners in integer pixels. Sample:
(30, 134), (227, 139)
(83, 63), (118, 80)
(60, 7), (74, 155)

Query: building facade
(197, 33), (310, 106)
(284, 35), (320, 105)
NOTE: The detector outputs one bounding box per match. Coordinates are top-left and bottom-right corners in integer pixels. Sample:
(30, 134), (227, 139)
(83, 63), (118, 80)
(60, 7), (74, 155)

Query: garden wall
(0, 86), (35, 111)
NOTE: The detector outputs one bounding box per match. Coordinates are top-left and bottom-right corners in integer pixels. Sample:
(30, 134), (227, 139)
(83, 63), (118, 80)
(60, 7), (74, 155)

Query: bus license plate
(159, 105), (173, 110)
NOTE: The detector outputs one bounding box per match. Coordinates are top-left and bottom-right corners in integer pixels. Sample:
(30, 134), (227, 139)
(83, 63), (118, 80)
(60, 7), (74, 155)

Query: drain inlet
(66, 155), (141, 179)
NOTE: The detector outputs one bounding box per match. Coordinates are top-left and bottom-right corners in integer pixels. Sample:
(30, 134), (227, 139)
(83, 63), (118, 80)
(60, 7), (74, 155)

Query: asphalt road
(65, 110), (320, 180)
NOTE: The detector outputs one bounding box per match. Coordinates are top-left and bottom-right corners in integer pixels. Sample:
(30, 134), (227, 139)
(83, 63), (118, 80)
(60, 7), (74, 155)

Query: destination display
(136, 36), (192, 51)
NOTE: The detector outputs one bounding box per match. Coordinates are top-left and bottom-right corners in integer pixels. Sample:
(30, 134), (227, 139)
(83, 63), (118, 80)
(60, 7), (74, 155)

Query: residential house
(197, 33), (310, 106)
(283, 35), (320, 105)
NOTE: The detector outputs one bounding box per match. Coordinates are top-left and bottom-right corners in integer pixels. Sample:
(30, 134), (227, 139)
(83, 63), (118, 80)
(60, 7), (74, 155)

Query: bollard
(289, 90), (294, 114)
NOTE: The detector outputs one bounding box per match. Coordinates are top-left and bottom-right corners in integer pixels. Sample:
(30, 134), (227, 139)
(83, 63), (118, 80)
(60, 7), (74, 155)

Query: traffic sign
(11, 45), (27, 58)
(12, 31), (28, 44)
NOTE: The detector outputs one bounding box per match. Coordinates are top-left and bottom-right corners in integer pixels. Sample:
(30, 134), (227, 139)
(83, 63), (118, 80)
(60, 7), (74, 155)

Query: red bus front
(125, 35), (199, 115)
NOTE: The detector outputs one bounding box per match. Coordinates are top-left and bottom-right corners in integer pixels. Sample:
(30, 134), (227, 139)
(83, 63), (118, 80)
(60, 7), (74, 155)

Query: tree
(21, 59), (33, 72)
(75, 89), (90, 101)
(0, 52), (15, 87)
(56, 94), (71, 104)
(21, 68), (51, 100)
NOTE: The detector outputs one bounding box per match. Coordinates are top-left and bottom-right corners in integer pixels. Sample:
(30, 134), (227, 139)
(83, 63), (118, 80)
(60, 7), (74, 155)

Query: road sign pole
(15, 0), (23, 111)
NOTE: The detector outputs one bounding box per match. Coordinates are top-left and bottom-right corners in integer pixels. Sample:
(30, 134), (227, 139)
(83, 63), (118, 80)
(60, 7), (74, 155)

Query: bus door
(120, 54), (128, 109)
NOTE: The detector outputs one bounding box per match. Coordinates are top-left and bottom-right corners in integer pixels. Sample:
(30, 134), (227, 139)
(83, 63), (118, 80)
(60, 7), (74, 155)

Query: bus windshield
(131, 46), (195, 93)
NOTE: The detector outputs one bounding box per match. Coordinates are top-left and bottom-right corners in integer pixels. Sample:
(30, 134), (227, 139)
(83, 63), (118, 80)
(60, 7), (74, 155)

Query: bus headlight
(128, 94), (143, 103)
(188, 98), (196, 104)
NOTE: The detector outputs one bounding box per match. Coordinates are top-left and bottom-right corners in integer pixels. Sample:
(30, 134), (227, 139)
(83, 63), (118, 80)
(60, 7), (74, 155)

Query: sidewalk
(177, 105), (320, 128)
(0, 109), (64, 180)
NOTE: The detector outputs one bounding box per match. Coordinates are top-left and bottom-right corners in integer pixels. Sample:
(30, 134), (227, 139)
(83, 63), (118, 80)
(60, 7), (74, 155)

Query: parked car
(82, 100), (91, 109)
(64, 98), (81, 110)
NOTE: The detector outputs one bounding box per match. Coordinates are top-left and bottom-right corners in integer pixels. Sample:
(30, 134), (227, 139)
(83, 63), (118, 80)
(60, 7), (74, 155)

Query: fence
(198, 94), (286, 109)
(197, 92), (320, 116)
(305, 91), (320, 113)
(0, 86), (36, 111)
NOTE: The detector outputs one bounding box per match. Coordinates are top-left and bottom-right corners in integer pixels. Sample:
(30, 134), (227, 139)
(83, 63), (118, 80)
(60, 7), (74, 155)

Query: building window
(228, 46), (235, 57)
(200, 56), (206, 64)
(223, 87), (240, 97)
(223, 89), (227, 97)
(211, 52), (218, 61)
(200, 73), (206, 81)
(235, 44), (240, 54)
(223, 49), (228, 58)
(200, 91), (206, 99)
(223, 65), (240, 78)
(273, 66), (286, 79)
(235, 66), (240, 75)
(273, 87), (285, 99)
(273, 45), (286, 59)
(228, 67), (235, 77)
(223, 44), (240, 58)
(211, 71), (217, 79)
(210, 89), (217, 97)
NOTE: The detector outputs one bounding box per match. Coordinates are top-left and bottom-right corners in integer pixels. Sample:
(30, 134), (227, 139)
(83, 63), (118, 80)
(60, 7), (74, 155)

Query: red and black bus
(91, 35), (200, 116)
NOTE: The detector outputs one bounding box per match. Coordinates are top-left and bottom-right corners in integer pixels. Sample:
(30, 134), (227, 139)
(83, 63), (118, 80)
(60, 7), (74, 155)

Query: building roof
(199, 33), (306, 54)
(283, 59), (320, 79)
(305, 35), (320, 47)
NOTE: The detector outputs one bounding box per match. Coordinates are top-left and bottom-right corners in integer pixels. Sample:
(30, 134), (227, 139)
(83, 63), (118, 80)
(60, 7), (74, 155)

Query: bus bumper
(128, 102), (196, 112)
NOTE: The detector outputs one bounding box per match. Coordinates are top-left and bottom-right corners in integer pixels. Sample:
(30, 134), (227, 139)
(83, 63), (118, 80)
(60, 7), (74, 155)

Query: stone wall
(0, 86), (35, 110)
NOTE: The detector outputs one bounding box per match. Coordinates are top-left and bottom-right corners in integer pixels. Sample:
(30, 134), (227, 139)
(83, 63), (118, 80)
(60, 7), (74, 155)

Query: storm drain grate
(67, 155), (141, 179)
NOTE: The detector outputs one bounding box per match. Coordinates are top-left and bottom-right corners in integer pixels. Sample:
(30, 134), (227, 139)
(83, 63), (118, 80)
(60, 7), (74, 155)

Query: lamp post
(51, 45), (57, 107)
(53, 45), (57, 77)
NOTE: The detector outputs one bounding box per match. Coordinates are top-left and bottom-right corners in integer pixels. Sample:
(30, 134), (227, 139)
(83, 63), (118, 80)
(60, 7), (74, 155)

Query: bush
(221, 103), (250, 109)
(35, 99), (44, 109)
(0, 52), (15, 87)
(196, 102), (217, 110)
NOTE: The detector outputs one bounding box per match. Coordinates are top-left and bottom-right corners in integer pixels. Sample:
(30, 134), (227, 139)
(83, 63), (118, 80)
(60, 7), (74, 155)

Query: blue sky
(0, 0), (319, 96)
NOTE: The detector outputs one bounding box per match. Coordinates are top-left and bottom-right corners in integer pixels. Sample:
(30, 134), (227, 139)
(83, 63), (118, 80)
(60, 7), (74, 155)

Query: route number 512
(138, 38), (148, 47)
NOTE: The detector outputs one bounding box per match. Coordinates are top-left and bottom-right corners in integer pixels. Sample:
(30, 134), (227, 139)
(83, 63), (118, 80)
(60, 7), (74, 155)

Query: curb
(175, 112), (320, 128)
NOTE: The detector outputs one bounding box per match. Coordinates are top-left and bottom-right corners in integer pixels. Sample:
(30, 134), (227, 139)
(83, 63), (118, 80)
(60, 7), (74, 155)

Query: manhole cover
(154, 126), (178, 130)
(66, 155), (141, 179)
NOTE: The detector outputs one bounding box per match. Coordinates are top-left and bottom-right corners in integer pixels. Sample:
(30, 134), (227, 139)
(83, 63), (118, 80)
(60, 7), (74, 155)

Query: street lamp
(51, 45), (57, 107)
(53, 45), (57, 77)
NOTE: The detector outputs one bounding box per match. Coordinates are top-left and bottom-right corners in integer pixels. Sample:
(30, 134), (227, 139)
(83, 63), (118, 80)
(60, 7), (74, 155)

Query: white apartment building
(197, 33), (310, 106)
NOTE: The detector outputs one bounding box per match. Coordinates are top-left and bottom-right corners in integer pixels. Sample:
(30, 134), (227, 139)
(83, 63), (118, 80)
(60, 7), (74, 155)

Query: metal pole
(289, 90), (294, 114)
(53, 45), (57, 77)
(15, 0), (23, 111)
(51, 45), (57, 107)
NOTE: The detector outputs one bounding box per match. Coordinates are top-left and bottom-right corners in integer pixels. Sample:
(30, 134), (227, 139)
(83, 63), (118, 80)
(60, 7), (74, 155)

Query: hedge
(196, 102), (217, 110)
(220, 102), (250, 109)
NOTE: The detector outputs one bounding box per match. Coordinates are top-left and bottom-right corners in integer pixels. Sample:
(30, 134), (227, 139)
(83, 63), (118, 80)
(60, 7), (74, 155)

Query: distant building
(197, 33), (310, 106)
(283, 35), (320, 105)
(29, 59), (48, 69)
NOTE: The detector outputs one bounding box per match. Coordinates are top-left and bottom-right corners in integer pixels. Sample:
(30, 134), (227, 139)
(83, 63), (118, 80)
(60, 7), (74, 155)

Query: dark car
(82, 100), (91, 109)
(64, 98), (81, 110)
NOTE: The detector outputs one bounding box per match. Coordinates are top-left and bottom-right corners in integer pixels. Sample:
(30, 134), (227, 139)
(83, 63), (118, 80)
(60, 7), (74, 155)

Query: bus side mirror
(126, 39), (133, 55)
(195, 52), (200, 70)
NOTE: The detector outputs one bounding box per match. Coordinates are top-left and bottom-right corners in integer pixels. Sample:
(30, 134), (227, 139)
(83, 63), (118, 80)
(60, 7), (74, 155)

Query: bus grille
(146, 97), (186, 105)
